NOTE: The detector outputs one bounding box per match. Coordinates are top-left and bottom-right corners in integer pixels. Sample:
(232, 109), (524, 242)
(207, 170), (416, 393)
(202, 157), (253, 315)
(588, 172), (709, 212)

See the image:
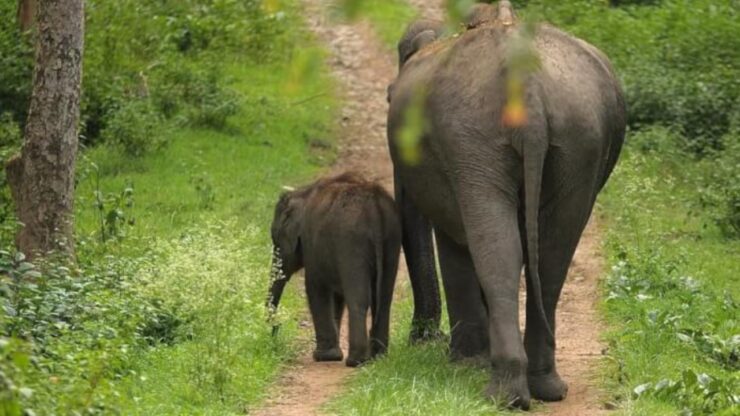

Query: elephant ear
(280, 195), (303, 257)
(397, 19), (443, 68)
(407, 30), (437, 60)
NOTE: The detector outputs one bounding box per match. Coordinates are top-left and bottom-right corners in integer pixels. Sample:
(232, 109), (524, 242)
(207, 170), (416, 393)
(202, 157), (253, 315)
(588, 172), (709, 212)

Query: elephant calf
(267, 173), (401, 367)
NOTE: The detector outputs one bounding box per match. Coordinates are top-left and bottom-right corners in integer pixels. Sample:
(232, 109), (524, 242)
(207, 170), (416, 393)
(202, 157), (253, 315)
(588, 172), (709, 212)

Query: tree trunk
(17, 0), (37, 31)
(5, 0), (84, 260)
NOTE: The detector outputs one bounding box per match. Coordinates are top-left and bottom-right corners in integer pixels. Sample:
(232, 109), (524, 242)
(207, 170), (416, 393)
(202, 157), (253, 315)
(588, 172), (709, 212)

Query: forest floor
(254, 1), (609, 414)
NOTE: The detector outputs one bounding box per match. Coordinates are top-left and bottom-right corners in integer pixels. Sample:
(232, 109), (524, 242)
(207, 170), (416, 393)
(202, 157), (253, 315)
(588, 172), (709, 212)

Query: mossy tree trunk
(6, 0), (84, 260)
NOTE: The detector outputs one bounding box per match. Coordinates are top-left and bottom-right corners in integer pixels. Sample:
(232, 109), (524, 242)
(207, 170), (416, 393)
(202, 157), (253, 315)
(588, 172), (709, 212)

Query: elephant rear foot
(486, 367), (531, 410)
(528, 369), (568, 401)
(313, 347), (343, 362)
(449, 322), (489, 363)
(345, 354), (370, 367)
(409, 319), (445, 344)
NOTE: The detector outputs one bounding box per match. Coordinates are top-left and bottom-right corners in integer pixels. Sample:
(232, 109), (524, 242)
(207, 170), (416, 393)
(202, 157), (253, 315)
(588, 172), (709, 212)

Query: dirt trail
(253, 1), (608, 415)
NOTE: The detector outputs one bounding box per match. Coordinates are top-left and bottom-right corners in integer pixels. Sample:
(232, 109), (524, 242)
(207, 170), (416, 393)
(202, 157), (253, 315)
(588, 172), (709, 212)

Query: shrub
(609, 0), (661, 5)
(0, 335), (32, 416)
(133, 223), (292, 405)
(100, 98), (166, 156)
(0, 113), (22, 226)
(697, 130), (740, 239)
(152, 60), (241, 130)
(1, 0), (291, 153)
(521, 0), (740, 154)
(0, 3), (33, 128)
(0, 244), (179, 413)
(605, 246), (740, 414)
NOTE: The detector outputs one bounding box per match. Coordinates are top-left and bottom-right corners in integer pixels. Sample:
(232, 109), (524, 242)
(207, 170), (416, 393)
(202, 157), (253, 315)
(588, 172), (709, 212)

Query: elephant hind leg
(333, 292), (344, 335)
(524, 184), (598, 401)
(342, 266), (372, 367)
(458, 185), (531, 410)
(436, 231), (489, 363)
(370, 242), (400, 358)
(307, 278), (343, 362)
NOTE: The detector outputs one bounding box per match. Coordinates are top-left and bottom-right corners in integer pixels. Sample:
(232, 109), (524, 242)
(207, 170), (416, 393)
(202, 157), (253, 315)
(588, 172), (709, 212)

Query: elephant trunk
(267, 246), (290, 336)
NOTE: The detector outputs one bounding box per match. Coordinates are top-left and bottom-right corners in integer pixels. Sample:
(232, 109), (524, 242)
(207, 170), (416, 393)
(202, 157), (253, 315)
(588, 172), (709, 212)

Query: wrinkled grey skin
(267, 173), (401, 367)
(387, 1), (626, 409)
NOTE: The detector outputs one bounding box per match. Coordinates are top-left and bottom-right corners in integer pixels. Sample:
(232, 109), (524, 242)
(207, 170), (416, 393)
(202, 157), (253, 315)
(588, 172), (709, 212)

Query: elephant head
(267, 190), (305, 335)
(387, 19), (445, 103)
(397, 19), (445, 69)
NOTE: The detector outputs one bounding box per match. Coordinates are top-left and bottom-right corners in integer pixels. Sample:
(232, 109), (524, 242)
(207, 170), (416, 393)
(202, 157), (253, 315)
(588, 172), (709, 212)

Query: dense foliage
(600, 131), (739, 415)
(1, 0), (286, 158)
(0, 0), (335, 414)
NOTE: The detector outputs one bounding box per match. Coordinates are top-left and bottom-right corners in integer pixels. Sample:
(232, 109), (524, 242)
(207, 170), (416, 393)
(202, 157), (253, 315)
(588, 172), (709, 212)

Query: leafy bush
(0, 113), (22, 226)
(522, 0), (740, 154)
(100, 98), (165, 156)
(609, 0), (661, 5)
(605, 248), (740, 414)
(0, 0), (291, 156)
(0, 2), (32, 129)
(133, 224), (286, 404)
(0, 334), (32, 416)
(632, 369), (739, 416)
(151, 61), (241, 129)
(696, 130), (740, 239)
(0, 246), (177, 413)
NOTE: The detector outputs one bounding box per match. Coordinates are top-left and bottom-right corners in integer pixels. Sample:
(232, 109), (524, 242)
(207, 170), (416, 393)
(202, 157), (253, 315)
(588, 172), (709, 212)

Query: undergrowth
(600, 133), (739, 415)
(0, 0), (337, 414)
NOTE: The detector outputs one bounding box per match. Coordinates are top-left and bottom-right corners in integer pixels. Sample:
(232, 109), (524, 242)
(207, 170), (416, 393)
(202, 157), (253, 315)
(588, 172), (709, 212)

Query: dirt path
(253, 1), (608, 415)
(251, 2), (397, 416)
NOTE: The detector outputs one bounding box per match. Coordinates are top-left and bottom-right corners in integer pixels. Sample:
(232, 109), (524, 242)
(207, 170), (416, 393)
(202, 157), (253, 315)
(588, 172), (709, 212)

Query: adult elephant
(387, 1), (626, 410)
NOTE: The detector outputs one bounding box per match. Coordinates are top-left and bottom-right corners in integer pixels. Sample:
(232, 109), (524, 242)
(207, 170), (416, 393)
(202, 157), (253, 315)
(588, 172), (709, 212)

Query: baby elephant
(267, 173), (401, 367)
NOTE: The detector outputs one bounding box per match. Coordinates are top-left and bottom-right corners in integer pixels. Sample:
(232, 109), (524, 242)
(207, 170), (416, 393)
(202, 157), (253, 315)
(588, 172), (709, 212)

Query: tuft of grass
(326, 286), (520, 416)
(115, 224), (305, 415)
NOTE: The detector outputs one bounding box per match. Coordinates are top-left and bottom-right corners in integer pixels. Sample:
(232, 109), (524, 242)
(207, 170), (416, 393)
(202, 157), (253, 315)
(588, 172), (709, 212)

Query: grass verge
(1, 1), (339, 414)
(598, 129), (739, 415)
(76, 50), (337, 416)
(325, 290), (526, 415)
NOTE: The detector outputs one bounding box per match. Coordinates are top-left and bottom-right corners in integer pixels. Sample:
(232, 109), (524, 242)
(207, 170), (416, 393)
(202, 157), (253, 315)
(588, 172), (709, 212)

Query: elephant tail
(373, 239), (384, 328)
(522, 119), (555, 349)
(372, 209), (385, 329)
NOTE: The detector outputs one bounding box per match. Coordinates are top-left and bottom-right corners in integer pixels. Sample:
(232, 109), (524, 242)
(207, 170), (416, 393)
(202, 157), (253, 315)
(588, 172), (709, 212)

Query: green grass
(113, 225), (308, 415)
(76, 57), (336, 243)
(55, 8), (340, 416)
(597, 130), (740, 415)
(326, 284), (519, 416)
